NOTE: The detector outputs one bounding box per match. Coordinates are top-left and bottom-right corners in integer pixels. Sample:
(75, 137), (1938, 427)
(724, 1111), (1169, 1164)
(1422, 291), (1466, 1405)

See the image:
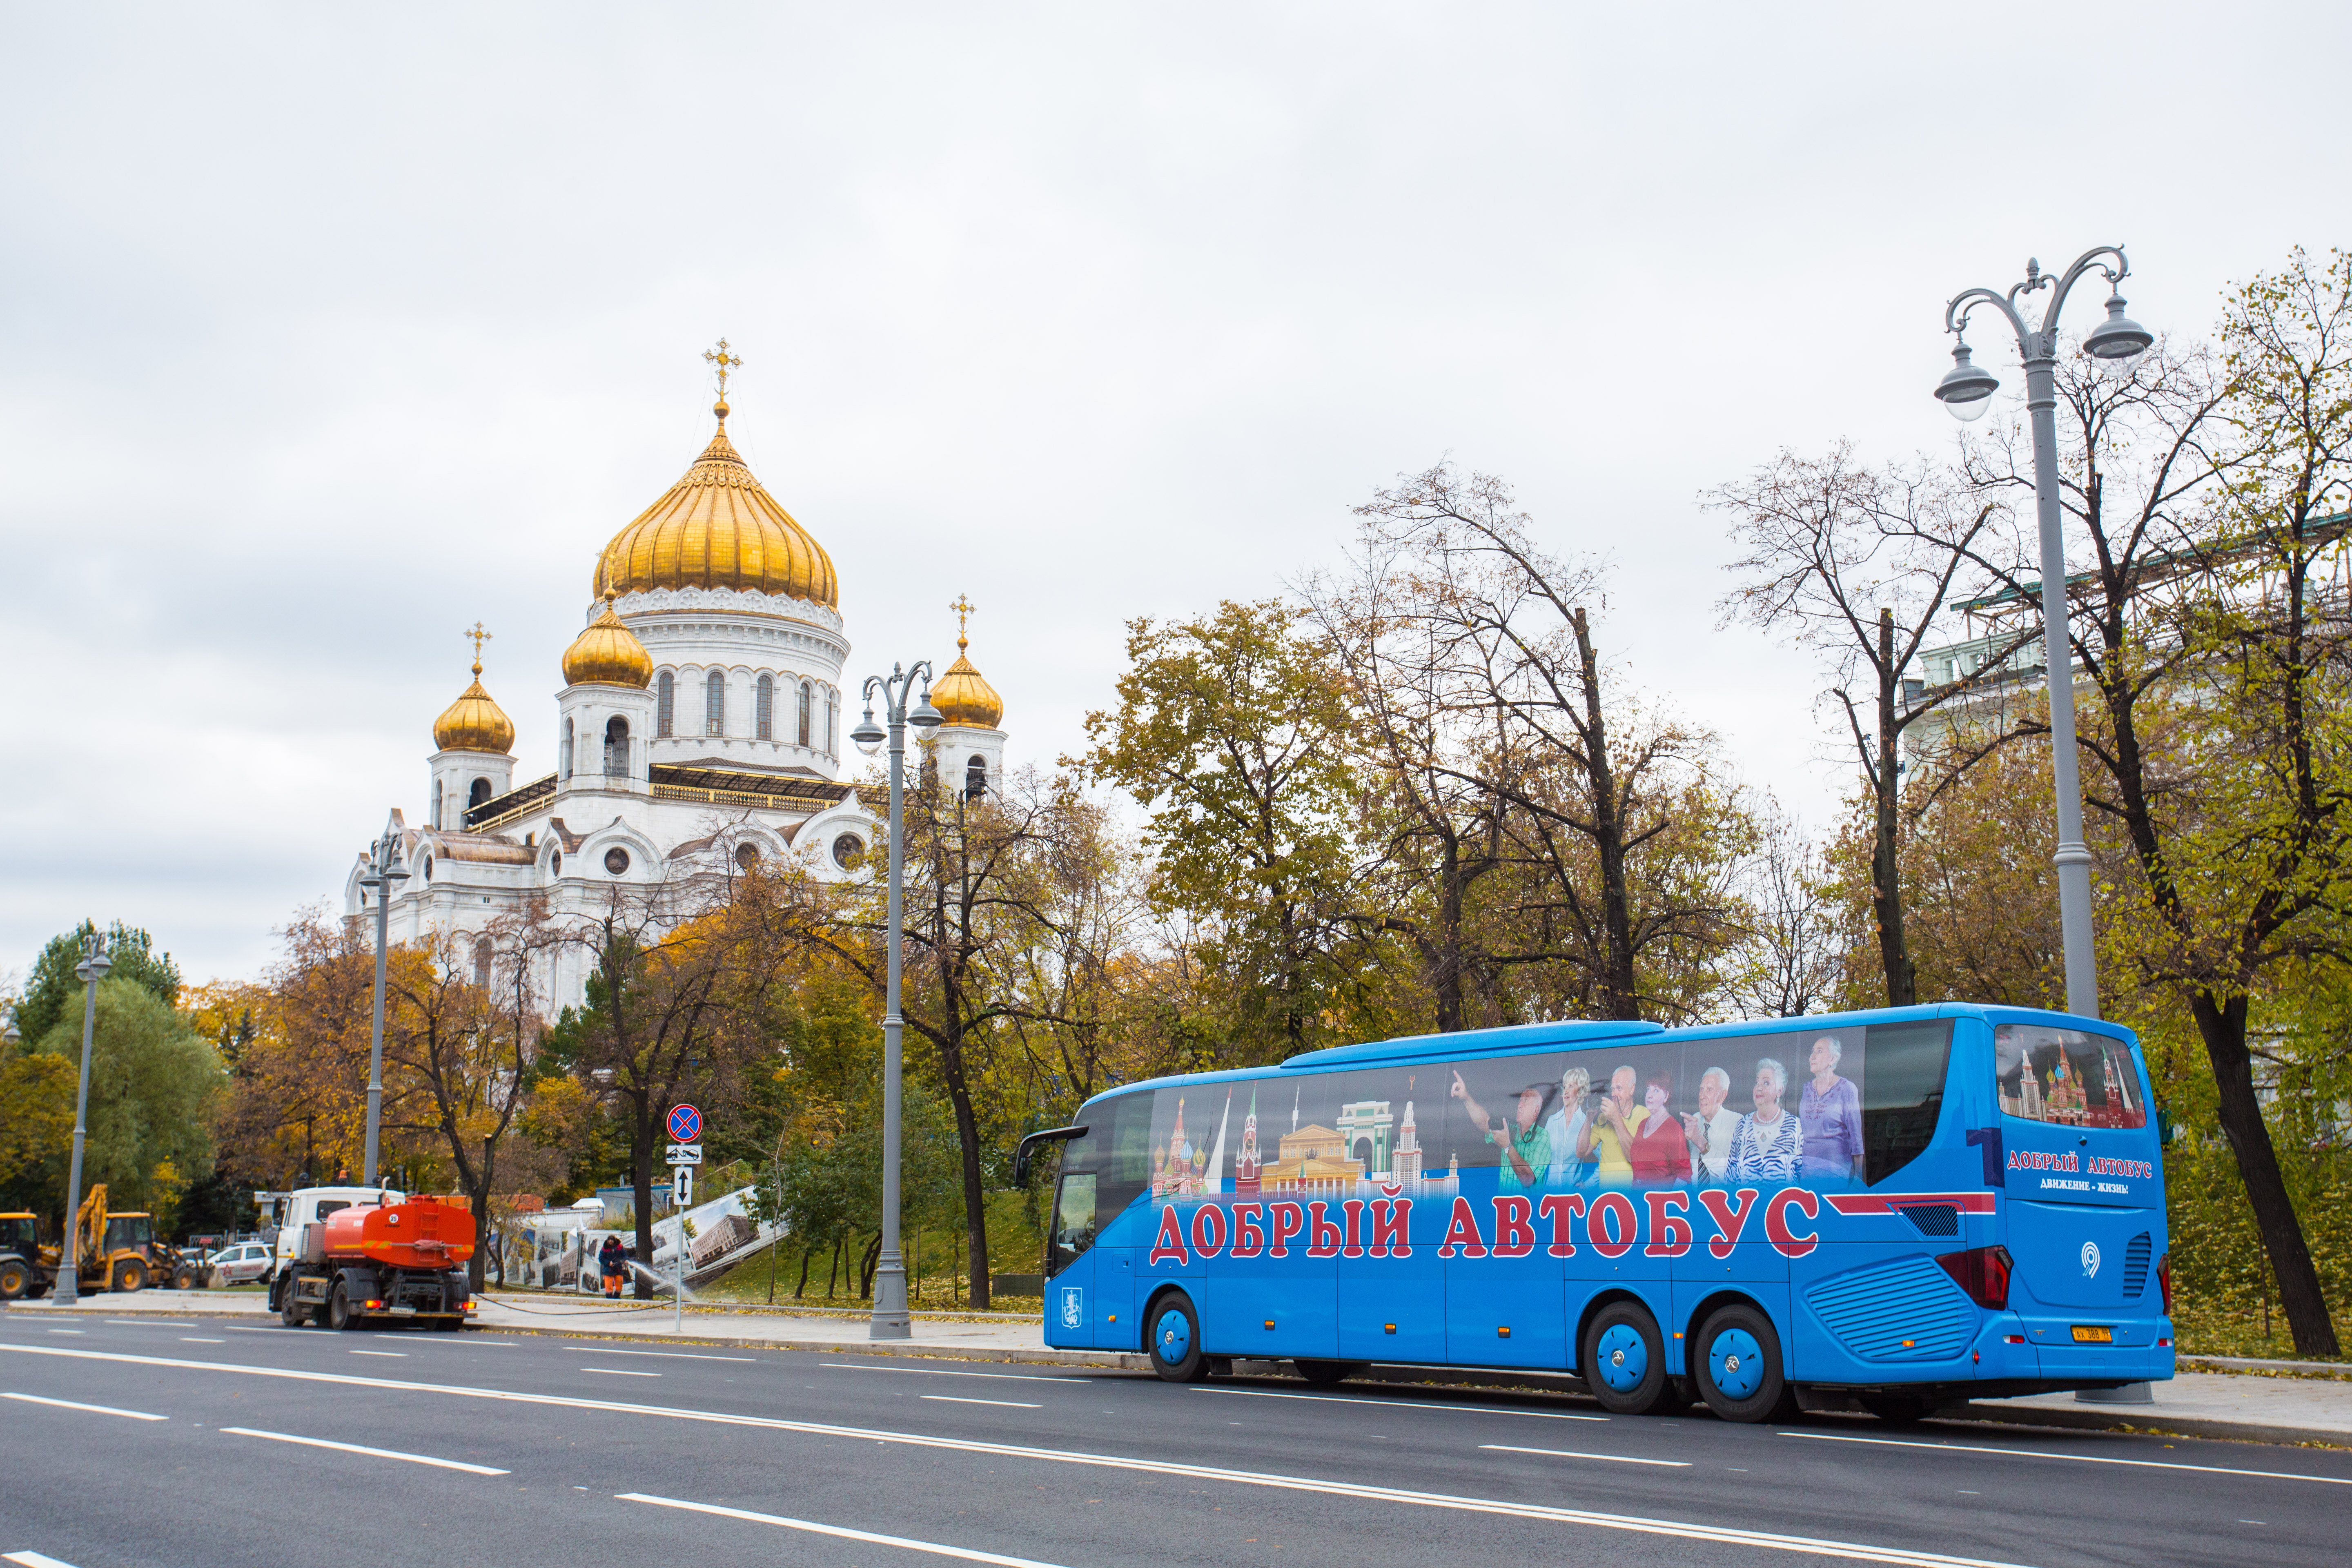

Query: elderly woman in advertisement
(1800, 1033), (1864, 1180)
(1726, 1057), (1803, 1182)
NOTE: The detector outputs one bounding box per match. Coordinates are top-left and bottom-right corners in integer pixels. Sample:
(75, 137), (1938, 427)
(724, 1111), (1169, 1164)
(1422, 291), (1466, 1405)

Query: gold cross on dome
(950, 594), (976, 641)
(465, 621), (493, 674)
(704, 338), (742, 399)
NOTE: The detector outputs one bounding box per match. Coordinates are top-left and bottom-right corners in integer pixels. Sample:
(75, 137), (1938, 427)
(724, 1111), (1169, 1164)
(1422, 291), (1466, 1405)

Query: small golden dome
(432, 659), (515, 754)
(931, 606), (1004, 730)
(591, 402), (838, 606)
(562, 592), (654, 689)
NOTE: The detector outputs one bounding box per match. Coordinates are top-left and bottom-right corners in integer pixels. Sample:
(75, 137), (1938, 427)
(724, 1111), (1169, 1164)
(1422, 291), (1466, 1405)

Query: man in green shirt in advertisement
(1450, 1071), (1552, 1189)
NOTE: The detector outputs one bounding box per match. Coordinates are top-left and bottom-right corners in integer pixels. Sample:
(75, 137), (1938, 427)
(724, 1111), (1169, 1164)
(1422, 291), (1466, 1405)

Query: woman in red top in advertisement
(1628, 1071), (1691, 1183)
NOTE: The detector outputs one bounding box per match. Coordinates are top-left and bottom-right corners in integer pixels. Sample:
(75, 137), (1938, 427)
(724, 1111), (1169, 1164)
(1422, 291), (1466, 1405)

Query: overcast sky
(2, 3), (2344, 989)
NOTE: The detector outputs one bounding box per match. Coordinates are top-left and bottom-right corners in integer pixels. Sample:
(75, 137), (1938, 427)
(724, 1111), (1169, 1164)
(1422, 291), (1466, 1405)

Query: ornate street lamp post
(1935, 247), (2153, 1019)
(851, 662), (942, 1340)
(357, 828), (411, 1186)
(55, 930), (114, 1305)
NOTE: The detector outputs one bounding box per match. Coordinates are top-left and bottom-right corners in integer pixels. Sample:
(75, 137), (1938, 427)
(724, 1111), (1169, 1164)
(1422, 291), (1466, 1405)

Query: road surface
(2, 1314), (2344, 1567)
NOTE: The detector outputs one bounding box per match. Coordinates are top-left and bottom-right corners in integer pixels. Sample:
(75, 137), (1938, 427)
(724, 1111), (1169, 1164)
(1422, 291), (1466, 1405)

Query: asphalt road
(2, 1314), (2345, 1568)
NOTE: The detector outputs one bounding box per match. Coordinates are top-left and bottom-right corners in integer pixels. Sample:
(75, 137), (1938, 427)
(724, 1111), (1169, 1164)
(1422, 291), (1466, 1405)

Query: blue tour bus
(1018, 1004), (2171, 1422)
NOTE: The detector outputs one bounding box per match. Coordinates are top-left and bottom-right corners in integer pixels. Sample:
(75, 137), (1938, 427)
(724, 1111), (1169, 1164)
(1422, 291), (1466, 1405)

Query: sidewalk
(15, 1290), (2348, 1447)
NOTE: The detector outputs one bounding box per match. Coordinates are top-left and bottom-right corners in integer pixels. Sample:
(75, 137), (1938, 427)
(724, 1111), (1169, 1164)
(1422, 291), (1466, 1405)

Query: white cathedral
(345, 362), (1008, 1011)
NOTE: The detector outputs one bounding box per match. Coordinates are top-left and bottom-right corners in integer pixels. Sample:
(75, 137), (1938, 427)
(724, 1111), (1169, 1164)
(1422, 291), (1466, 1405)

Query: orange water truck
(276, 1190), (477, 1331)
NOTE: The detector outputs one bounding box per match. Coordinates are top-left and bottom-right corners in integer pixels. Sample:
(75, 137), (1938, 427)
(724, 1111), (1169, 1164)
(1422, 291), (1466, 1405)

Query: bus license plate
(2071, 1325), (2112, 1343)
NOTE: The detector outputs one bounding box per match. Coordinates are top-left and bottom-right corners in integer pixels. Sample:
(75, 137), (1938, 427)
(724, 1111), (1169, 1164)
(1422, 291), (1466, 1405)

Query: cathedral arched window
(825, 690), (837, 754)
(755, 674), (774, 740)
(469, 777), (492, 810)
(560, 717), (575, 780)
(473, 938), (493, 987)
(604, 715), (630, 777)
(656, 671), (675, 738)
(705, 670), (726, 737)
(797, 682), (812, 746)
(966, 754), (988, 800)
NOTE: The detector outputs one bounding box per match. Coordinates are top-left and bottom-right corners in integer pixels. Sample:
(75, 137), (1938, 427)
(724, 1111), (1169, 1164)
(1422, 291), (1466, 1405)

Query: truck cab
(264, 1186), (403, 1300)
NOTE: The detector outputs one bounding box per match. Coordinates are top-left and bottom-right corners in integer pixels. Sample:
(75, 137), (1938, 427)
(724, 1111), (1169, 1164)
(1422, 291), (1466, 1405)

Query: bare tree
(1724, 804), (1840, 1019)
(1710, 444), (2028, 1006)
(1347, 463), (1748, 1021)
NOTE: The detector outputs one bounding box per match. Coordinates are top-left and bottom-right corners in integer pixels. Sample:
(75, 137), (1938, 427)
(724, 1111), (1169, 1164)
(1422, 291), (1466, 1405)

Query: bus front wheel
(1693, 1303), (1795, 1424)
(1147, 1292), (1208, 1383)
(1581, 1300), (1672, 1415)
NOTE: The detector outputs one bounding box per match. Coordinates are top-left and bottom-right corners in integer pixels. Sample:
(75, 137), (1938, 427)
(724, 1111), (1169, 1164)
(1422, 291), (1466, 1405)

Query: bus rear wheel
(1693, 1303), (1795, 1423)
(1147, 1291), (1208, 1383)
(1581, 1300), (1673, 1415)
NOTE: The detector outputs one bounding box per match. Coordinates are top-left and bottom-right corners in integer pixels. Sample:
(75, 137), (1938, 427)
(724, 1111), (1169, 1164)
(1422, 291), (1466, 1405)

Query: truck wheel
(173, 1266), (197, 1290)
(113, 1259), (148, 1293)
(280, 1284), (310, 1328)
(0, 1260), (29, 1301)
(327, 1281), (359, 1331)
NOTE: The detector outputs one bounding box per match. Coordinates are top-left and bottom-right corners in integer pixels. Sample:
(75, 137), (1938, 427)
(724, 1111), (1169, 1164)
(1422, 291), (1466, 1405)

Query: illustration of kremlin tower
(1392, 1100), (1423, 1194)
(1234, 1091), (1262, 1197)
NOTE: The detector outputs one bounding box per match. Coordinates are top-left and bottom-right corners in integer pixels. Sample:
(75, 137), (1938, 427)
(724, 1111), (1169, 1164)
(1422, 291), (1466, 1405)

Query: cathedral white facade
(346, 376), (1008, 1011)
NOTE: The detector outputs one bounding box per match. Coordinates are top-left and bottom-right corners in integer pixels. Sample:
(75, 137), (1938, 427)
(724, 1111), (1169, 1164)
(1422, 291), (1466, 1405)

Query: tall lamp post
(357, 828), (410, 1186)
(1935, 247), (2154, 1020)
(850, 661), (942, 1340)
(55, 930), (113, 1305)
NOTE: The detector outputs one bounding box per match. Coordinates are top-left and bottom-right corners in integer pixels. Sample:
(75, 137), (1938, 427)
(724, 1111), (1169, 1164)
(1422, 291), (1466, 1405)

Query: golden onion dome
(591, 401), (837, 606)
(432, 659), (516, 754)
(931, 630), (1004, 729)
(562, 591), (654, 689)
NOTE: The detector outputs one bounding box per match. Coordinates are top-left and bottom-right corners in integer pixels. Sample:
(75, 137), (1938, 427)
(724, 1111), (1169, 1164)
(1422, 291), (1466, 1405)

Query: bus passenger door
(1045, 1170), (1100, 1350)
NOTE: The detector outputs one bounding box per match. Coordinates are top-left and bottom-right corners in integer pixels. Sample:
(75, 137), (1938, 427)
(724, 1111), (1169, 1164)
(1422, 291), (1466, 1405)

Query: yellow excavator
(6, 1186), (200, 1296)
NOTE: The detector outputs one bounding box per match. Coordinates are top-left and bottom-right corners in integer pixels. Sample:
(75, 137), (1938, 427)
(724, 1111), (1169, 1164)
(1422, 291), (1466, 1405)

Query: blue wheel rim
(1155, 1307), (1192, 1363)
(1595, 1323), (1648, 1392)
(1709, 1326), (1764, 1400)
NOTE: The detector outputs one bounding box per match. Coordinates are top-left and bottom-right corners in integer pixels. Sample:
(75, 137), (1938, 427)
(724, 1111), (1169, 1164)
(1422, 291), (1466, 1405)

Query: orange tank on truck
(320, 1195), (475, 1272)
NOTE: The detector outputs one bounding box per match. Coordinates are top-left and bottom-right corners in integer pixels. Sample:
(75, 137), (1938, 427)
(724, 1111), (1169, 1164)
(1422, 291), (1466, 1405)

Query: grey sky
(2, 3), (2344, 985)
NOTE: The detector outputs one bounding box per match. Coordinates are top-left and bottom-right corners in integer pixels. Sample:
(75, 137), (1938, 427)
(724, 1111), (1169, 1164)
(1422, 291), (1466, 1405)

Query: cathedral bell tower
(429, 624), (517, 829)
(557, 591), (655, 793)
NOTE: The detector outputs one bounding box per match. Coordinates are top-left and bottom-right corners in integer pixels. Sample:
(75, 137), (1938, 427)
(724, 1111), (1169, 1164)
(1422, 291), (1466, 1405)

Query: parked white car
(205, 1241), (274, 1287)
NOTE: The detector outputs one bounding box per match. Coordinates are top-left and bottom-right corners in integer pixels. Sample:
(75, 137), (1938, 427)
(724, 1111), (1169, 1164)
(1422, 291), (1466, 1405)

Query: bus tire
(1582, 1299), (1673, 1415)
(1693, 1302), (1794, 1424)
(1293, 1359), (1361, 1388)
(1146, 1291), (1208, 1383)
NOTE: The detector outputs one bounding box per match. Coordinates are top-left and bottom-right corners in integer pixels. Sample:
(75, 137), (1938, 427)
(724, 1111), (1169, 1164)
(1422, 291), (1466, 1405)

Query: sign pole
(664, 1105), (702, 1337)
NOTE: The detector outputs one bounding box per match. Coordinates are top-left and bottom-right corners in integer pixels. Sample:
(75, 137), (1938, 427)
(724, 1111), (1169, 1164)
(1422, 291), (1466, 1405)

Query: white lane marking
(1482, 1443), (1689, 1468)
(922, 1394), (1045, 1409)
(219, 1426), (508, 1475)
(1192, 1385), (1609, 1421)
(582, 1367), (662, 1376)
(823, 1363), (1088, 1384)
(179, 1338), (226, 1344)
(1784, 1430), (2352, 1486)
(104, 1320), (183, 1327)
(350, 1350), (407, 1358)
(43, 1330), (83, 1336)
(3, 1391), (167, 1421)
(621, 1493), (1068, 1567)
(580, 1348), (754, 1362)
(0, 1343), (2044, 1568)
(6, 1550), (85, 1567)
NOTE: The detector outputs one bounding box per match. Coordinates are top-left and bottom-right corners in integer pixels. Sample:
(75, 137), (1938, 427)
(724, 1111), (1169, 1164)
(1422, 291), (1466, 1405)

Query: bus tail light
(1936, 1245), (2013, 1310)
(2156, 1252), (2172, 1314)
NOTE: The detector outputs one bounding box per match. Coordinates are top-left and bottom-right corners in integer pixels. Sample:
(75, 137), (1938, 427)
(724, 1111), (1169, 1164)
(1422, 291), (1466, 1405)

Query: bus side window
(1097, 1094), (1155, 1233)
(1861, 1020), (1954, 1187)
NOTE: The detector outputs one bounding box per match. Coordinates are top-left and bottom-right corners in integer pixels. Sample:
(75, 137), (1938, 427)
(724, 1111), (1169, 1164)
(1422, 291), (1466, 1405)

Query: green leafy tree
(1081, 600), (1370, 1058)
(13, 921), (183, 1046)
(30, 979), (223, 1221)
